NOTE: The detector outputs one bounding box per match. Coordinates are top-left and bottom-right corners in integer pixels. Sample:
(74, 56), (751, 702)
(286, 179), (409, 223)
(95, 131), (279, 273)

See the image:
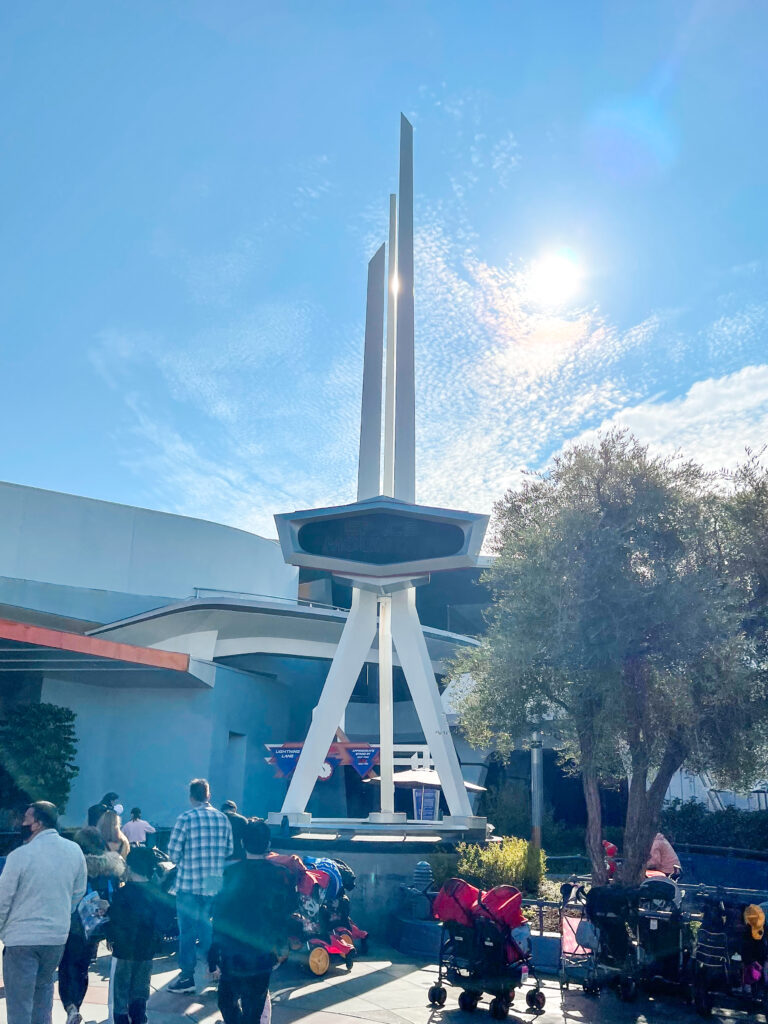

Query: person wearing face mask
(0, 801), (87, 1024)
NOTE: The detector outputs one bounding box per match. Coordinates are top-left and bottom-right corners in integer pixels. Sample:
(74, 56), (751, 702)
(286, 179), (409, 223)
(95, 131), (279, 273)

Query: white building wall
(0, 481), (297, 603)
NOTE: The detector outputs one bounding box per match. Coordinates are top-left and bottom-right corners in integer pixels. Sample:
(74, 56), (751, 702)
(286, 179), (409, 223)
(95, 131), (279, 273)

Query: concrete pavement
(0, 944), (758, 1024)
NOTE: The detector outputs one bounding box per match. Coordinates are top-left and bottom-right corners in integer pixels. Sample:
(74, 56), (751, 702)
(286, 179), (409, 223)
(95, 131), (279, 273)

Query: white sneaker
(65, 1005), (82, 1024)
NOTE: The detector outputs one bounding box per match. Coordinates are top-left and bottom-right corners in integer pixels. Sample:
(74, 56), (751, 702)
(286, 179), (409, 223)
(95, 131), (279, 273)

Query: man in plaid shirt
(167, 779), (233, 993)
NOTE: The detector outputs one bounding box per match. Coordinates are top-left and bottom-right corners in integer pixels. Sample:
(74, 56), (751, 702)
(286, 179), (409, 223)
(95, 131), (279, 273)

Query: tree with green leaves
(0, 703), (79, 812)
(454, 431), (767, 884)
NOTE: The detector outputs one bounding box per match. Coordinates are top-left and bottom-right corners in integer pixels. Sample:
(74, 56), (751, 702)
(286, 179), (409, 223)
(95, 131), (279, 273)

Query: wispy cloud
(89, 95), (768, 540)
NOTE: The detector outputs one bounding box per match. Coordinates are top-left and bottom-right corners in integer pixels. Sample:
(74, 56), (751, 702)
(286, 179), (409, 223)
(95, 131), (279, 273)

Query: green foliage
(428, 838), (546, 894)
(452, 431), (768, 882)
(480, 783), (585, 855)
(427, 850), (460, 888)
(455, 837), (546, 893)
(661, 799), (768, 852)
(0, 703), (79, 811)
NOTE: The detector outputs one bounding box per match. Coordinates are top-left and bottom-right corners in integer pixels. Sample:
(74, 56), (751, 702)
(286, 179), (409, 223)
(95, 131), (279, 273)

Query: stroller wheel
(526, 989), (546, 1011)
(489, 996), (509, 1020)
(345, 952), (355, 972)
(582, 980), (599, 996)
(458, 991), (479, 1013)
(694, 989), (713, 1017)
(428, 985), (447, 1007)
(308, 946), (330, 976)
(618, 978), (638, 1003)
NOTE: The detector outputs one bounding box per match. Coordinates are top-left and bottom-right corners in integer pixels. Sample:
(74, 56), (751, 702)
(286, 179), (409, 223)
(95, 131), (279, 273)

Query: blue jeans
(176, 892), (214, 977)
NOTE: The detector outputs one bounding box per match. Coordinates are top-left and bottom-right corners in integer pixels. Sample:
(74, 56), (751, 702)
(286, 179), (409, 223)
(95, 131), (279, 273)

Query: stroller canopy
(433, 878), (482, 928)
(474, 886), (526, 930)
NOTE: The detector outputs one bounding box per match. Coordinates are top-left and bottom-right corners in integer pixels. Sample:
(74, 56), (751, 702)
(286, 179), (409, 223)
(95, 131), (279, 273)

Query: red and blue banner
(348, 744), (380, 777)
(266, 741), (380, 779)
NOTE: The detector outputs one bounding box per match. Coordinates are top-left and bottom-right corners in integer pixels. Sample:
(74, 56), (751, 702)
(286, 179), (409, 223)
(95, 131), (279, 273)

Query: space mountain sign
(265, 742), (380, 781)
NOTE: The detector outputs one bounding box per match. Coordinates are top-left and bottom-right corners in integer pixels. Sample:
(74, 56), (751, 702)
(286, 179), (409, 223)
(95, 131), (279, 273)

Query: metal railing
(190, 587), (348, 614)
(522, 898), (560, 936)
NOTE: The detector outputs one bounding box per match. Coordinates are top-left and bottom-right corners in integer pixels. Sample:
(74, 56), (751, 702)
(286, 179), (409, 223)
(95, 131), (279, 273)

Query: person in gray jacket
(0, 801), (87, 1024)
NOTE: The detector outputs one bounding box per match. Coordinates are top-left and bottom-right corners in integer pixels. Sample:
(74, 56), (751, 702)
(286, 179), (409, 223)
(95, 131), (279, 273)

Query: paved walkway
(0, 945), (758, 1024)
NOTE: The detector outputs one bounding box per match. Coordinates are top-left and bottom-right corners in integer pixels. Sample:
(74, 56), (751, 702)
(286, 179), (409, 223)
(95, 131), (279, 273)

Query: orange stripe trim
(0, 618), (190, 672)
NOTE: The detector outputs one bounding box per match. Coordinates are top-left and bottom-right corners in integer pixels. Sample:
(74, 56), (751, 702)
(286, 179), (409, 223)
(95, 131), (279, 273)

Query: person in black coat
(221, 801), (248, 861)
(106, 846), (164, 1024)
(87, 792), (119, 827)
(209, 819), (297, 1024)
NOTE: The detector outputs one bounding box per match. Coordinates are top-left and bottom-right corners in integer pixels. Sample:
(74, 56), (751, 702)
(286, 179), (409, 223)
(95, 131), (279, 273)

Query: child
(106, 845), (163, 1024)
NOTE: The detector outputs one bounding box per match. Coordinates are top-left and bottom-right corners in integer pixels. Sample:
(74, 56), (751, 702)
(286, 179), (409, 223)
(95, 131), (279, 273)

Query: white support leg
(378, 596), (395, 813)
(390, 587), (473, 818)
(280, 587), (379, 815)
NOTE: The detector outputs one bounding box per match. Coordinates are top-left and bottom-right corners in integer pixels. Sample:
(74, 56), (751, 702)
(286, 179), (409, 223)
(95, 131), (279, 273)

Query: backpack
(332, 858), (356, 892)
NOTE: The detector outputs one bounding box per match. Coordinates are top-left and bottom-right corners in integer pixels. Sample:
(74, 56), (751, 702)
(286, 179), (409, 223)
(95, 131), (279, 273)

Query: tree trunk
(618, 743), (685, 885)
(582, 768), (608, 885)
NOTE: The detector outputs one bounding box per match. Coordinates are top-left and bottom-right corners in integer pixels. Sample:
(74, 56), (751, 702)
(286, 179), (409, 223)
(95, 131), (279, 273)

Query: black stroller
(585, 885), (640, 1001)
(692, 889), (768, 1018)
(635, 876), (693, 990)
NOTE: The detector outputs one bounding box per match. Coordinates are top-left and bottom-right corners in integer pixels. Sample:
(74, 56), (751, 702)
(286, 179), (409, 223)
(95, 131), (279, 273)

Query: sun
(525, 249), (584, 308)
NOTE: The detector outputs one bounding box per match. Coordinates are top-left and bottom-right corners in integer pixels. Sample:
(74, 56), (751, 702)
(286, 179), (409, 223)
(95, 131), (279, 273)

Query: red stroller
(430, 878), (546, 1019)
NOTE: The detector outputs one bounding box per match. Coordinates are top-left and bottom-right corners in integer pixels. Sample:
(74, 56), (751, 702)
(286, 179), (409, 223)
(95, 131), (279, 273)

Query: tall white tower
(269, 116), (487, 831)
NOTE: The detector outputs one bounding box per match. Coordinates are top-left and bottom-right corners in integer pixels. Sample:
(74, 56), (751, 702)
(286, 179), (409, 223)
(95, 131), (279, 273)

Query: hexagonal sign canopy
(275, 496), (488, 577)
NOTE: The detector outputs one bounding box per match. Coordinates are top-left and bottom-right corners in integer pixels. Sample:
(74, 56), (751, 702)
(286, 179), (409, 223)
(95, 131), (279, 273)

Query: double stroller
(430, 878), (546, 1019)
(277, 854), (368, 976)
(692, 889), (768, 1017)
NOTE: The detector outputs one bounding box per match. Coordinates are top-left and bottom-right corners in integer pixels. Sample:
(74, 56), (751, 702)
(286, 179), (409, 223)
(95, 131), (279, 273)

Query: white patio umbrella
(367, 768), (486, 792)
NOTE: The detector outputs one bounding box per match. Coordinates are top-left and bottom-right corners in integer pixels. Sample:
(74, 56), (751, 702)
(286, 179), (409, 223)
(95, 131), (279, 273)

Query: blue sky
(1, 1), (767, 538)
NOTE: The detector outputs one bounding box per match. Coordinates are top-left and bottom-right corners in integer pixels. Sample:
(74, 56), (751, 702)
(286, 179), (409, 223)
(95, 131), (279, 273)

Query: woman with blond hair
(97, 808), (130, 859)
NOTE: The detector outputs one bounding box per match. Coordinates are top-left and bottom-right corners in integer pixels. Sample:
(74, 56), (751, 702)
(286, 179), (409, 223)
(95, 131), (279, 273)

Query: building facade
(0, 480), (488, 826)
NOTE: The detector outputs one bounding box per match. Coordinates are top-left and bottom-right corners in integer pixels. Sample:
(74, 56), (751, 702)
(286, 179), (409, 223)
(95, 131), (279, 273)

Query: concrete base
(266, 811), (310, 826)
(442, 815), (487, 830)
(266, 813), (486, 840)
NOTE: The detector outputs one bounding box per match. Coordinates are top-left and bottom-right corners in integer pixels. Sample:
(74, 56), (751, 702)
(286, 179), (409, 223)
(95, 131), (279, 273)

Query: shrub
(0, 703), (79, 811)
(660, 799), (768, 852)
(426, 849), (460, 888)
(429, 837), (546, 894)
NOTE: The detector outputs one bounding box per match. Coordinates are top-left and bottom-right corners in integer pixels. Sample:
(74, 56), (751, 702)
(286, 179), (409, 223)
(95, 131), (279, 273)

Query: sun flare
(525, 249), (584, 307)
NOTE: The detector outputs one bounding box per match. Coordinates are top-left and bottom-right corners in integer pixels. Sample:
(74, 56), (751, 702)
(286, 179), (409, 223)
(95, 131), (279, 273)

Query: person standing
(208, 819), (296, 1024)
(97, 809), (131, 859)
(122, 809), (156, 847)
(58, 827), (125, 1024)
(221, 801), (248, 861)
(106, 846), (164, 1024)
(166, 778), (232, 993)
(0, 801), (87, 1024)
(88, 792), (119, 827)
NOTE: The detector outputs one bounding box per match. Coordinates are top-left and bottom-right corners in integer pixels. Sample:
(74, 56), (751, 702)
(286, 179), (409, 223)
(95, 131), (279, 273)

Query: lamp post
(531, 732), (543, 850)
